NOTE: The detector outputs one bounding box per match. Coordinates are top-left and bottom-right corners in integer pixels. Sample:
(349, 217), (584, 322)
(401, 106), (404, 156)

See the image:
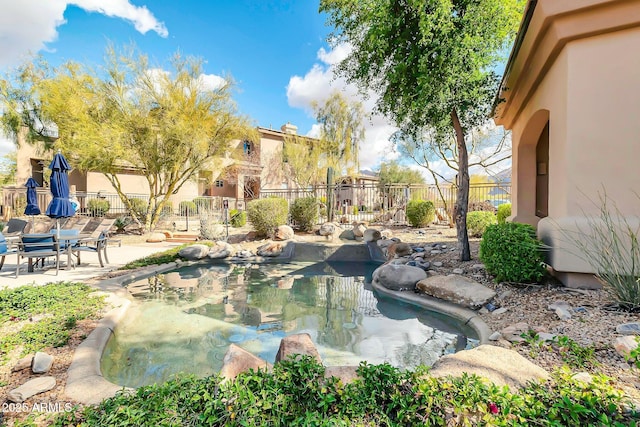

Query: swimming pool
(101, 262), (478, 388)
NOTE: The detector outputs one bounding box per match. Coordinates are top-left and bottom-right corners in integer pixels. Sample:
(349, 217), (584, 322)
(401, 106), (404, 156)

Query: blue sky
(0, 0), (511, 178)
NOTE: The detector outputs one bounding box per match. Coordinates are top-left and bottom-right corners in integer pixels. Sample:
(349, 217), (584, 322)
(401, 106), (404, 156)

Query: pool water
(101, 262), (478, 388)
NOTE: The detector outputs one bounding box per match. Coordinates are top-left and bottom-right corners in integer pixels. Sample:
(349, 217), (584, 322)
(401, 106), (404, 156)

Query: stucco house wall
(494, 0), (640, 288)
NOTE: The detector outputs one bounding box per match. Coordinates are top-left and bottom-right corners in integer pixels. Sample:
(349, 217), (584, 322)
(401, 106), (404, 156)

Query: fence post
(327, 167), (334, 223)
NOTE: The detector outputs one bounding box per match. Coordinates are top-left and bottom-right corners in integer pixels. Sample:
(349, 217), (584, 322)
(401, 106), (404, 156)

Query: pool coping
(65, 252), (492, 405)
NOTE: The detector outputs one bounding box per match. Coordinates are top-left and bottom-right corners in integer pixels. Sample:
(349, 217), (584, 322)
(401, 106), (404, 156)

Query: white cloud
(287, 45), (398, 171)
(0, 132), (16, 158)
(197, 73), (227, 92)
(0, 0), (167, 68)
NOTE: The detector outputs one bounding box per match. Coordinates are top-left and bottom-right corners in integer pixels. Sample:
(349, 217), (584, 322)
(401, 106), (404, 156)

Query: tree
(312, 91), (365, 178)
(320, 0), (524, 260)
(0, 46), (256, 231)
(282, 134), (325, 189)
(377, 160), (426, 187)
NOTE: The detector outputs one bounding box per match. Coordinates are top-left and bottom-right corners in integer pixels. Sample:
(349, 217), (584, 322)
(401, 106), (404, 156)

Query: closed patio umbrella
(24, 177), (41, 229)
(45, 151), (75, 237)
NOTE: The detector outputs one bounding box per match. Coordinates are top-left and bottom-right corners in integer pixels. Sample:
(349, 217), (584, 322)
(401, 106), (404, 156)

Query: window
(215, 180), (224, 188)
(243, 140), (252, 157)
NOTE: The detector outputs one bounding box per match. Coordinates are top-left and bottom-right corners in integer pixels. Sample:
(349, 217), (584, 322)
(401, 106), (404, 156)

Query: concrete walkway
(0, 241), (183, 290)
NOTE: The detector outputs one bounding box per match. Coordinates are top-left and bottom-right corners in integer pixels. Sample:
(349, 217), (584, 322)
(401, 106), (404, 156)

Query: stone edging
(65, 256), (491, 405)
(370, 280), (492, 344)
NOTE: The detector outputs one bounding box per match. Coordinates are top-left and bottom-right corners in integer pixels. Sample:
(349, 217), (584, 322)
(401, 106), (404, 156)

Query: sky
(0, 0), (510, 180)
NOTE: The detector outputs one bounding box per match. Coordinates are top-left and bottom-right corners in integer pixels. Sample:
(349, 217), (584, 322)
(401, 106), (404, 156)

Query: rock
(325, 366), (360, 384)
(7, 377), (56, 403)
(380, 229), (394, 239)
(318, 222), (337, 236)
(471, 264), (485, 271)
(572, 372), (594, 384)
(496, 290), (513, 301)
(416, 275), (496, 309)
(146, 232), (166, 243)
(274, 225), (294, 241)
(432, 261), (443, 267)
(614, 336), (639, 358)
(548, 301), (572, 321)
(178, 244), (210, 260)
(617, 322), (640, 335)
(339, 229), (356, 240)
(12, 355), (33, 372)
(373, 264), (427, 291)
(220, 344), (272, 381)
(32, 351), (54, 374)
(500, 322), (530, 343)
(492, 307), (508, 316)
(275, 333), (322, 364)
(393, 242), (412, 257)
(363, 228), (382, 242)
(429, 345), (550, 389)
(353, 223), (367, 237)
(538, 332), (557, 342)
(431, 250), (442, 255)
(489, 332), (502, 341)
(452, 268), (464, 275)
(236, 250), (253, 258)
(256, 242), (283, 257)
(208, 247), (230, 259)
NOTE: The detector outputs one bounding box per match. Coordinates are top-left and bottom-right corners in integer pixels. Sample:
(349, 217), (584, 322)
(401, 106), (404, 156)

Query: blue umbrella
(24, 178), (41, 216)
(45, 151), (75, 236)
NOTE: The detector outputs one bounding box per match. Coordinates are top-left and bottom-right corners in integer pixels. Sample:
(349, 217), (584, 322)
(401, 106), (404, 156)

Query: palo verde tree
(320, 0), (524, 260)
(0, 46), (256, 231)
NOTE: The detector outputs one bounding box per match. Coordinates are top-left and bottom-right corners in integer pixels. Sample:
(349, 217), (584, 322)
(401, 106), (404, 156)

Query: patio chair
(24, 218), (56, 234)
(2, 218), (28, 237)
(0, 232), (17, 271)
(71, 231), (109, 267)
(16, 234), (60, 278)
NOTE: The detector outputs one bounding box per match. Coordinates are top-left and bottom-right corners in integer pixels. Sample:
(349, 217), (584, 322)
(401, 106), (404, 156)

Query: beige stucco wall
(495, 0), (640, 286)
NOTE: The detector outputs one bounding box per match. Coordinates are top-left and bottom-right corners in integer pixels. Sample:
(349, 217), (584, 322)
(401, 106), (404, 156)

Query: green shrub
(466, 211), (497, 238)
(468, 200), (495, 212)
(497, 203), (512, 224)
(229, 209), (246, 227)
(289, 198), (318, 231)
(128, 198), (147, 222)
(160, 201), (173, 216)
(406, 200), (435, 227)
(480, 222), (546, 283)
(247, 197), (289, 236)
(352, 205), (359, 215)
(87, 198), (110, 216)
(179, 201), (197, 216)
(193, 197), (210, 213)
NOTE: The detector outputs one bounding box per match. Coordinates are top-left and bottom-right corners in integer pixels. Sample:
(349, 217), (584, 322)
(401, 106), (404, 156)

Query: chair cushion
(22, 234), (56, 252)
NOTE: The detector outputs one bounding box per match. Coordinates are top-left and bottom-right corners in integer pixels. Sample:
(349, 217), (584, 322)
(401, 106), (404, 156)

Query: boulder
(416, 275), (496, 309)
(32, 351), (54, 374)
(220, 344), (272, 381)
(429, 345), (550, 389)
(617, 322), (640, 335)
(614, 336), (639, 358)
(319, 222), (338, 236)
(178, 244), (210, 261)
(363, 228), (382, 242)
(377, 238), (398, 249)
(325, 366), (360, 384)
(7, 377), (57, 403)
(274, 225), (294, 241)
(500, 322), (530, 343)
(275, 333), (322, 364)
(339, 229), (356, 240)
(146, 232), (166, 243)
(373, 264), (427, 291)
(353, 223), (367, 238)
(12, 355), (33, 372)
(380, 229), (394, 239)
(257, 242), (283, 257)
(393, 242), (412, 257)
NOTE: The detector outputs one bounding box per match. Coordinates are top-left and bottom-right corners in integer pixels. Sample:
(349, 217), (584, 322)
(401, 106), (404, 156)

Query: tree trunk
(451, 108), (471, 261)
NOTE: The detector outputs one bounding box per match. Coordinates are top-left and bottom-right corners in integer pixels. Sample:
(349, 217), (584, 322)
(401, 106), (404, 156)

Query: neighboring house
(10, 123), (307, 211)
(493, 0), (640, 288)
(335, 172), (380, 211)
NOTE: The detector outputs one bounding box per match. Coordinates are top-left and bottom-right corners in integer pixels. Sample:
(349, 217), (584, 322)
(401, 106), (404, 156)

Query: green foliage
(128, 198), (147, 222)
(0, 283), (105, 360)
(14, 194), (26, 217)
(246, 197), (289, 236)
(624, 336), (640, 369)
(289, 197), (319, 232)
(53, 357), (637, 426)
(466, 211), (497, 238)
(480, 222), (546, 283)
(378, 160), (425, 186)
(113, 216), (131, 232)
(193, 197), (211, 213)
(87, 198), (110, 216)
(229, 209), (246, 227)
(497, 203), (512, 224)
(160, 201), (173, 216)
(553, 336), (598, 369)
(179, 200), (197, 216)
(406, 199), (435, 227)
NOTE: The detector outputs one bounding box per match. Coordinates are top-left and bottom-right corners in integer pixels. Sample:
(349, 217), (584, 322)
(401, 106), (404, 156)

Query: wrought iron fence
(2, 181), (511, 229)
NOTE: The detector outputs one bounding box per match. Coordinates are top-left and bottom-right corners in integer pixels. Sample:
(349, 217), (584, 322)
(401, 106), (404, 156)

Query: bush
(466, 211), (497, 238)
(160, 201), (173, 216)
(289, 197), (318, 232)
(229, 209), (246, 228)
(193, 197), (210, 213)
(128, 198), (147, 222)
(87, 198), (110, 216)
(406, 200), (435, 227)
(179, 201), (197, 216)
(497, 203), (511, 224)
(198, 211), (224, 241)
(247, 197), (289, 236)
(468, 200), (495, 212)
(480, 222), (546, 283)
